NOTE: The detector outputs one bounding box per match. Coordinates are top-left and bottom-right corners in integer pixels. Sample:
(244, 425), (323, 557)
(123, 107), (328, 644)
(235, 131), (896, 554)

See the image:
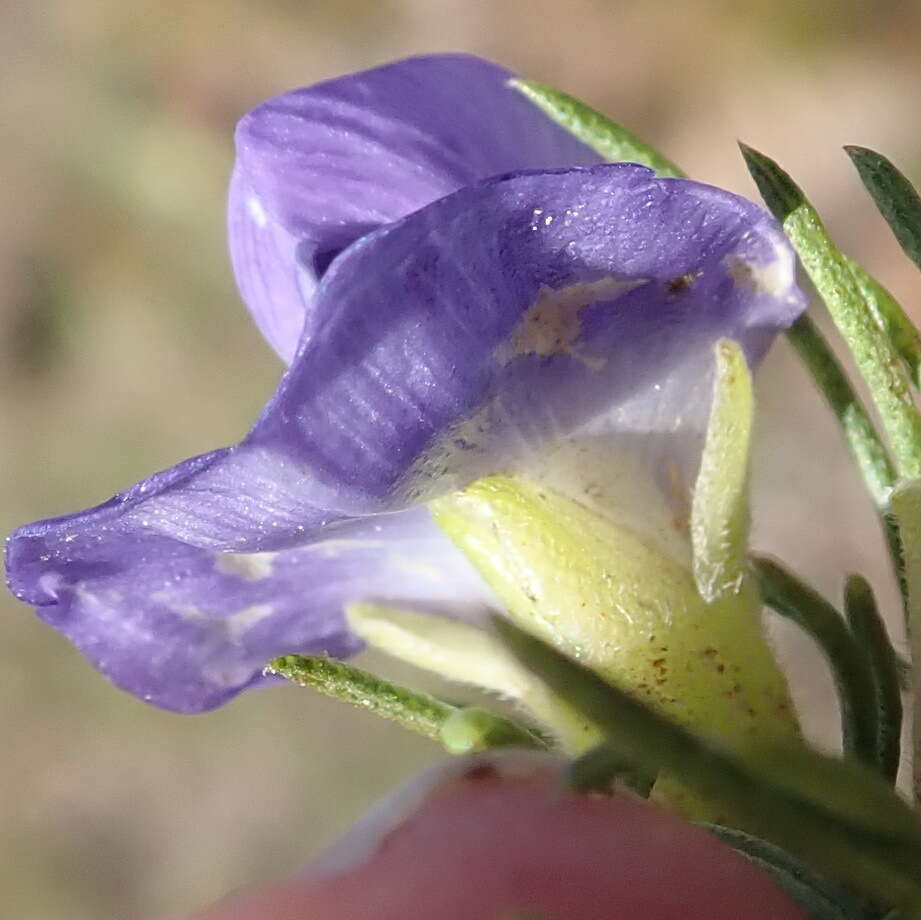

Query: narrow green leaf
(703, 824), (881, 920)
(844, 574), (904, 783)
(493, 617), (921, 911)
(752, 556), (878, 765)
(691, 339), (754, 601)
(267, 654), (455, 742)
(846, 146), (921, 275)
(741, 143), (921, 480)
(509, 78), (686, 178)
(439, 706), (548, 754)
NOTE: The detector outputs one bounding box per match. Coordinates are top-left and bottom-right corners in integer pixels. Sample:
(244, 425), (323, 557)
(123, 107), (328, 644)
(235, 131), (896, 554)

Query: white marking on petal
(724, 238), (794, 299)
(38, 571), (64, 598)
(309, 539), (390, 559)
(225, 603), (274, 642)
(203, 660), (258, 689)
(150, 589), (274, 644)
(495, 278), (643, 370)
(246, 195), (268, 228)
(213, 551), (276, 581)
(386, 554), (442, 582)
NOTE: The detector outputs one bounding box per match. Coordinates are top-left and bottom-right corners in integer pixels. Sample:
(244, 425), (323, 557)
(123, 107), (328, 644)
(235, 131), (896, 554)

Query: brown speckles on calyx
(649, 654), (669, 686)
(664, 459), (690, 534)
(698, 647), (735, 679)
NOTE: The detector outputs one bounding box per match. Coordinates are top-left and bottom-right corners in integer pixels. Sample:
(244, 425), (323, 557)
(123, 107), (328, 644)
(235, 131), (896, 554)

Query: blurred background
(2, 1), (921, 916)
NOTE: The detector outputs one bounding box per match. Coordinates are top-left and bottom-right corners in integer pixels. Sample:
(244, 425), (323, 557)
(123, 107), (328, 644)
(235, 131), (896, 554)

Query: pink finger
(184, 752), (807, 920)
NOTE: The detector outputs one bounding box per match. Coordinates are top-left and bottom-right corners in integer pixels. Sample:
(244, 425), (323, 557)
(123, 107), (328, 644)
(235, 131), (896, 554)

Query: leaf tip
(737, 140), (760, 163)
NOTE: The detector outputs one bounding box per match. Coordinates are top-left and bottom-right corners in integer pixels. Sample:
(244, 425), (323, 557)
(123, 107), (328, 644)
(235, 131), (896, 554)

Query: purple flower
(5, 54), (807, 713)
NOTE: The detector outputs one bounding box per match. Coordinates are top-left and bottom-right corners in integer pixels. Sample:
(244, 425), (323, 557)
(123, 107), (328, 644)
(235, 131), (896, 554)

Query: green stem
(268, 654), (455, 742)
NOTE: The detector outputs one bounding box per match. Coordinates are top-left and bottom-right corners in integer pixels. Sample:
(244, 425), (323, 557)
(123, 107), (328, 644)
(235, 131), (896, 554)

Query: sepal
(432, 476), (797, 756)
(691, 339), (753, 602)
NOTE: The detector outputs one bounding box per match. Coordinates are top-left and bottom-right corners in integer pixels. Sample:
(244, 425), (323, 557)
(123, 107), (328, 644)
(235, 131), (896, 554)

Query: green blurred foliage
(2, 1), (920, 915)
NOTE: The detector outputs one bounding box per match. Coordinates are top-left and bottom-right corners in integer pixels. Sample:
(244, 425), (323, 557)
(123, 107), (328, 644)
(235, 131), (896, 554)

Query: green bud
(439, 706), (547, 754)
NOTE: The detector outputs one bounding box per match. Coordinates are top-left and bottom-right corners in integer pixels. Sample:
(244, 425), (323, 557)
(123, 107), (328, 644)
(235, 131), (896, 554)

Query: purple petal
(229, 54), (601, 361)
(8, 164), (805, 710)
(8, 502), (491, 712)
(253, 163), (805, 517)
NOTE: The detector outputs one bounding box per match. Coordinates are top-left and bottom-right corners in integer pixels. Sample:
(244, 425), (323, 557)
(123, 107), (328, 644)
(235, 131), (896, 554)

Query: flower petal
(24, 166), (803, 556)
(7, 500), (492, 712)
(256, 163), (805, 520)
(229, 53), (601, 361)
(8, 164), (805, 709)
